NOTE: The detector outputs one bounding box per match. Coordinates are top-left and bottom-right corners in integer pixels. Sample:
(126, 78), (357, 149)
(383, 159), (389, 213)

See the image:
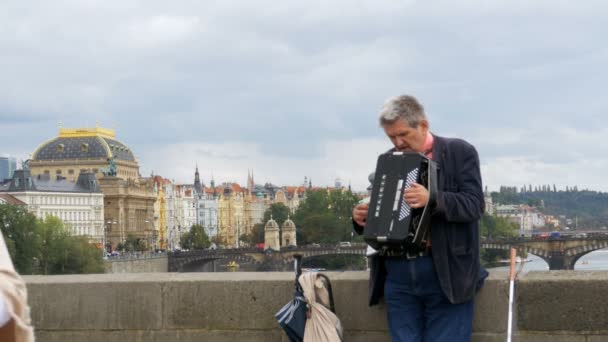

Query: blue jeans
(384, 256), (474, 342)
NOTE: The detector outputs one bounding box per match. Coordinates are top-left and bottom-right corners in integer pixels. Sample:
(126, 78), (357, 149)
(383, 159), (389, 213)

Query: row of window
(42, 210), (100, 221)
(69, 225), (98, 237)
(32, 196), (102, 206)
(56, 143), (90, 153)
(44, 168), (99, 175)
(42, 168), (139, 178)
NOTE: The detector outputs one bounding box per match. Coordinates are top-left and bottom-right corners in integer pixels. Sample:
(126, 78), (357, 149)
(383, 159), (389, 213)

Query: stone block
(328, 271), (388, 332)
(517, 271), (608, 331)
(150, 330), (287, 342)
(26, 274), (163, 330)
(515, 333), (586, 342)
(473, 271), (509, 334)
(471, 333), (507, 342)
(343, 331), (391, 342)
(162, 273), (294, 330)
(35, 330), (155, 342)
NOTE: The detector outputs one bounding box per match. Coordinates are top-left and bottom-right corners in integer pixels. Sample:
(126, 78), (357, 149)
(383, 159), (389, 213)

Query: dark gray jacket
(354, 134), (487, 305)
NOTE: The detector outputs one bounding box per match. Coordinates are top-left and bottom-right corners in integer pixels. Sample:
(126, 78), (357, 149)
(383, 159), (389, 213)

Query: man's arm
(433, 143), (484, 223)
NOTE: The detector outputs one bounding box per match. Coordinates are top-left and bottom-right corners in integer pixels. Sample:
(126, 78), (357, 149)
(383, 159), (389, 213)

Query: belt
(381, 246), (432, 260)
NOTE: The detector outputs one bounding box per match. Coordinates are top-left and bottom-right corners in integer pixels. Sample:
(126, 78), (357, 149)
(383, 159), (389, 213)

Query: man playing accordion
(352, 95), (487, 342)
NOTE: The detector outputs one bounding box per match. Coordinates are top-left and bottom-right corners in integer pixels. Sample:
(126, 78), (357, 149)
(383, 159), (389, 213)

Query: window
(44, 170), (50, 175)
(68, 169), (74, 175)
(81, 143), (89, 152)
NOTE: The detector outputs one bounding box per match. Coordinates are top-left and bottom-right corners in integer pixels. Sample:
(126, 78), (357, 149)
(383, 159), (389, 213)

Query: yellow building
(153, 176), (168, 250)
(216, 183), (248, 248)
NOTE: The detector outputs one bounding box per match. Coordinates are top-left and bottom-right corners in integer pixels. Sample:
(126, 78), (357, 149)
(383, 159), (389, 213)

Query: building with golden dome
(29, 127), (140, 181)
(28, 126), (156, 251)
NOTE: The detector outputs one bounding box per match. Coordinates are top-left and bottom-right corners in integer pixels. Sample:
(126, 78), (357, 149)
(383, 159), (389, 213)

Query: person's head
(378, 95), (429, 152)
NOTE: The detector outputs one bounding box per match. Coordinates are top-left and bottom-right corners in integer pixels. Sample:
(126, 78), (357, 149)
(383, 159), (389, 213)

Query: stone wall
(23, 271), (608, 342)
(104, 255), (168, 273)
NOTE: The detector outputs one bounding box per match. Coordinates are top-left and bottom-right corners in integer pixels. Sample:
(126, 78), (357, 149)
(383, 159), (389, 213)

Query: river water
(489, 248), (608, 272)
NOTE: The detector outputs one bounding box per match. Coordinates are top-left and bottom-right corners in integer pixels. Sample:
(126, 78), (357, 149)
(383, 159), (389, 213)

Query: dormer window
(81, 143), (89, 152)
(56, 144), (65, 152)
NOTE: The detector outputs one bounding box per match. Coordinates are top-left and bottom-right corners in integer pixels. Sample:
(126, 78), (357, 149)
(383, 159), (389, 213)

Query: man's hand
(404, 183), (429, 209)
(353, 203), (369, 227)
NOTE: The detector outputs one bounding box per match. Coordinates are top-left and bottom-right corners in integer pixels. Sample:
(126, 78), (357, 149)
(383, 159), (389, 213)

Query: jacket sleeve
(433, 143), (484, 223)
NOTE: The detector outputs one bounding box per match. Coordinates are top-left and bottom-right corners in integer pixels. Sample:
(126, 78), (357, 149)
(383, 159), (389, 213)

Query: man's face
(383, 118), (429, 153)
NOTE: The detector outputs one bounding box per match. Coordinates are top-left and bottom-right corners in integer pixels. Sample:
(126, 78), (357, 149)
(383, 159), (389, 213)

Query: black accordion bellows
(364, 152), (438, 252)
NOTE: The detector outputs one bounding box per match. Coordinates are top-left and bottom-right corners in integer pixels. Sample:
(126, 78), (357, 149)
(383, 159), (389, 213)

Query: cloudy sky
(1, 1), (607, 192)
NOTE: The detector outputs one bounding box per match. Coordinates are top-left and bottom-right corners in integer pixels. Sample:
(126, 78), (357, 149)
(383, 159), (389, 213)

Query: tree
(480, 215), (519, 267)
(240, 223), (265, 246)
(38, 216), (71, 275)
(180, 224), (211, 250)
(117, 234), (147, 252)
(263, 203), (290, 227)
(0, 204), (41, 274)
(36, 216), (104, 274)
(292, 189), (359, 245)
(1, 205), (104, 275)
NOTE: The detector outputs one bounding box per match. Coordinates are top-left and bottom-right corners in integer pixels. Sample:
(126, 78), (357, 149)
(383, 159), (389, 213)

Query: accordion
(364, 152), (438, 251)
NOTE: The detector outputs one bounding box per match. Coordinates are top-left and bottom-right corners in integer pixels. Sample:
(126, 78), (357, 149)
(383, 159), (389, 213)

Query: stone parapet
(22, 271), (608, 341)
(104, 255), (168, 273)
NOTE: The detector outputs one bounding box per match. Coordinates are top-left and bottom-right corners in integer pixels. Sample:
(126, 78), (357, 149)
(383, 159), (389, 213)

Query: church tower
(264, 215), (280, 251)
(194, 164), (202, 194)
(247, 169), (255, 191)
(281, 215), (297, 247)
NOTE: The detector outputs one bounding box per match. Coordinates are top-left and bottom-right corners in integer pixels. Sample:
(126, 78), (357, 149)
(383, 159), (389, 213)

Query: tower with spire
(194, 164), (202, 194)
(247, 169), (255, 192)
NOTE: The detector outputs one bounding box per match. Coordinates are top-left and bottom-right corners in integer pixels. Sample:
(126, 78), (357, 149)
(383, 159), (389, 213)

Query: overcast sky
(1, 1), (607, 192)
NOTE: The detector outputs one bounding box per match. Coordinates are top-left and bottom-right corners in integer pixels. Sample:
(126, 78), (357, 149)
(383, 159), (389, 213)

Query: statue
(101, 157), (117, 177)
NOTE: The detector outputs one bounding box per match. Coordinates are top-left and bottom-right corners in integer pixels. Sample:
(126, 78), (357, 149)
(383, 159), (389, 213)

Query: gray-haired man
(352, 95), (486, 342)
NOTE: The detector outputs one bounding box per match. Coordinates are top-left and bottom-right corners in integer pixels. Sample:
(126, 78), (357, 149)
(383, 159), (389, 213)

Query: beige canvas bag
(298, 272), (343, 342)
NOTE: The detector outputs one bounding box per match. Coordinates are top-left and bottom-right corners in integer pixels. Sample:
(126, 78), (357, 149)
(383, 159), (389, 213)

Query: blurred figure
(0, 231), (34, 341)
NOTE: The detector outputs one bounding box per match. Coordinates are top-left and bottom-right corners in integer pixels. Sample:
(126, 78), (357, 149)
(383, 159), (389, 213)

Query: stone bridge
(168, 245), (367, 272)
(168, 236), (608, 271)
(482, 236), (608, 270)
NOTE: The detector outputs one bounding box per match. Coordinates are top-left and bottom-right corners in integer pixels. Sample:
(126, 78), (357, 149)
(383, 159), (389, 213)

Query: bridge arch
(482, 238), (608, 270)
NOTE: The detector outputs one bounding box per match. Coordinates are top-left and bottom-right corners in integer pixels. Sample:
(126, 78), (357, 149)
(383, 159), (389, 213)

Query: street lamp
(106, 219), (118, 251)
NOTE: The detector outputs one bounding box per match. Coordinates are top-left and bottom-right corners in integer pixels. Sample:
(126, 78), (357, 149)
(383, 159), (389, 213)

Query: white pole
(507, 248), (517, 342)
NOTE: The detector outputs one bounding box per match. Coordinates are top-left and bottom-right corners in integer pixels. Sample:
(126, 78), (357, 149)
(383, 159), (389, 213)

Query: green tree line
(492, 187), (608, 228)
(1, 204), (104, 275)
